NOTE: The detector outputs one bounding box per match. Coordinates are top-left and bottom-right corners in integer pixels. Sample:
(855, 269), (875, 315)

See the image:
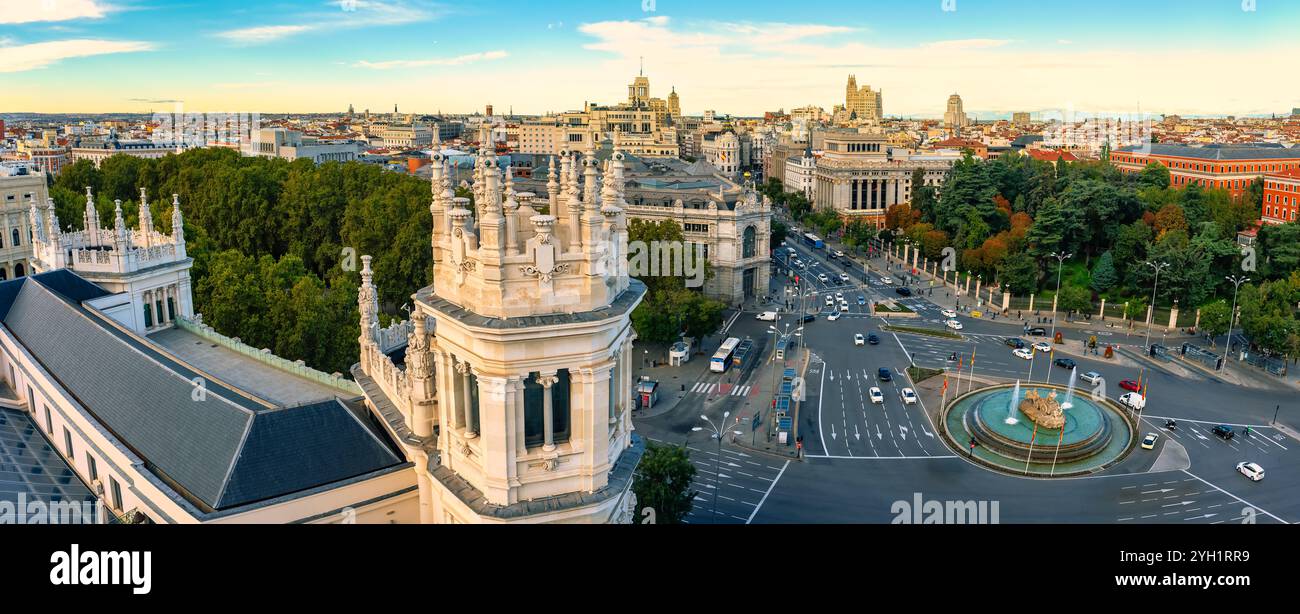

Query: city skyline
(2, 0), (1298, 117)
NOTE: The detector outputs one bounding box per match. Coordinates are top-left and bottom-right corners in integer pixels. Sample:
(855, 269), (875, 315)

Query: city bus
(802, 232), (824, 249)
(710, 337), (741, 373)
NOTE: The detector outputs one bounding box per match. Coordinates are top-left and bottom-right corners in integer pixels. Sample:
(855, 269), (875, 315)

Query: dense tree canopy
(51, 150), (433, 373)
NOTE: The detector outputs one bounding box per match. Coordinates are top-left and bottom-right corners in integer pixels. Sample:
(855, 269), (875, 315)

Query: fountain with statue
(942, 370), (1136, 476)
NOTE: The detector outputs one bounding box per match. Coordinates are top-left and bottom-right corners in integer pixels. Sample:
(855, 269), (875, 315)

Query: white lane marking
(1181, 470), (1289, 524)
(745, 460), (790, 525)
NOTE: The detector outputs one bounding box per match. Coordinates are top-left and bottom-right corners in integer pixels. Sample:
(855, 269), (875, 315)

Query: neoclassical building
(3, 190), (411, 524)
(812, 131), (955, 227)
(514, 151), (772, 304)
(0, 165), (43, 280)
(353, 147), (646, 523)
(1, 149), (653, 524)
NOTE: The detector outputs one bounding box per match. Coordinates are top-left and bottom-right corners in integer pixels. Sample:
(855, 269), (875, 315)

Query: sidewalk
(859, 239), (1202, 345)
(631, 339), (717, 420)
(731, 344), (806, 460)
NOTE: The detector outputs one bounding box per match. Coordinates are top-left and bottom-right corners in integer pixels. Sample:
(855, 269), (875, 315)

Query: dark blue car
(878, 367), (892, 382)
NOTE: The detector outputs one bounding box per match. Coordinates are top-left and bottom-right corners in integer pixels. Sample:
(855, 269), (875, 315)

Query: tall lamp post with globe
(693, 412), (743, 524)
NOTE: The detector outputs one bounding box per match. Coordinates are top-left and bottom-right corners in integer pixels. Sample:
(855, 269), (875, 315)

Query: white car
(755, 311), (778, 321)
(818, 273), (829, 283)
(879, 277), (893, 285)
(854, 333), (865, 346)
(900, 388), (918, 405)
(839, 303), (850, 312)
(839, 273), (851, 282)
(1033, 342), (1052, 353)
(944, 319), (963, 331)
(940, 309), (957, 319)
(1080, 371), (1102, 385)
(1237, 462), (1264, 482)
(868, 386), (884, 404)
(1141, 433), (1158, 450)
(835, 292), (844, 300)
(1013, 347), (1034, 360)
(827, 311), (841, 321)
(1118, 391), (1146, 411)
(825, 295), (835, 306)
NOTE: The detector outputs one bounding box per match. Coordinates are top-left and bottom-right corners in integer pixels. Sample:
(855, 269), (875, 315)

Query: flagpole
(1023, 421), (1039, 475)
(1050, 415), (1066, 476)
(966, 344), (978, 395)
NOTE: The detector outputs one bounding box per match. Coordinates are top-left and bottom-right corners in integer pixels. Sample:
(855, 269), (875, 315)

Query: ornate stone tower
(356, 145), (646, 524)
(28, 187), (193, 334)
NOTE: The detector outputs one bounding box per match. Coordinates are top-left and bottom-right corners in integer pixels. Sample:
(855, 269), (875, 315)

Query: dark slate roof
(1117, 144), (1300, 160)
(0, 270), (403, 513)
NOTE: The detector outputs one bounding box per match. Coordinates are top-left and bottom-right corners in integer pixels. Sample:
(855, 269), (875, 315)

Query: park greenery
(625, 218), (727, 343)
(50, 149), (432, 374)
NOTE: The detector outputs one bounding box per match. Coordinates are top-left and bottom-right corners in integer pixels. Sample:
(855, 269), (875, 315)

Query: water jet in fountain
(1062, 367), (1077, 410)
(1005, 380), (1021, 425)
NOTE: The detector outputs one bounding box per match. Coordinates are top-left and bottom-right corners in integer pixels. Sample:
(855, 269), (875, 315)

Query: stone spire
(112, 199), (128, 248)
(83, 186), (101, 246)
(28, 196), (46, 244)
(45, 197), (60, 242)
(429, 153), (447, 253)
(581, 145), (599, 210)
(545, 156), (559, 206)
(477, 152), (505, 259)
(138, 187), (154, 247)
(170, 194), (185, 245)
(358, 255), (379, 345)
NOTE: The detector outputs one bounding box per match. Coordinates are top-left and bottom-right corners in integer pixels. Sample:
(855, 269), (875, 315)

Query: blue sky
(2, 0), (1297, 116)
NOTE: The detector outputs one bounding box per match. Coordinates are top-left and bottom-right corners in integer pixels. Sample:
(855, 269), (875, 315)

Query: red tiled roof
(1025, 149), (1078, 162)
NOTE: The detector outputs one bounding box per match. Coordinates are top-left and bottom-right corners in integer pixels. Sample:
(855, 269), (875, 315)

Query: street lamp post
(693, 412), (743, 524)
(1225, 275), (1250, 361)
(1049, 251), (1072, 343)
(1143, 261), (1170, 352)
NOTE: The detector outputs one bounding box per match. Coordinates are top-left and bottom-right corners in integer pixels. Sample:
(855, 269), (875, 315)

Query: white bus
(710, 337), (741, 373)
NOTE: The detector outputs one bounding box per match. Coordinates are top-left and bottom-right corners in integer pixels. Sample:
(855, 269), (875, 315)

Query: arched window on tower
(11, 228), (19, 247)
(523, 369), (571, 448)
(12, 263), (23, 278)
(742, 225), (756, 259)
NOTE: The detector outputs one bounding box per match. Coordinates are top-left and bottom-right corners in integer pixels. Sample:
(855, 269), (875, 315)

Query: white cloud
(0, 38), (153, 72)
(215, 0), (438, 45)
(355, 50), (508, 70)
(216, 25), (315, 44)
(0, 0), (111, 24)
(920, 39), (1014, 51)
(1057, 39), (1074, 45)
(212, 81), (274, 89)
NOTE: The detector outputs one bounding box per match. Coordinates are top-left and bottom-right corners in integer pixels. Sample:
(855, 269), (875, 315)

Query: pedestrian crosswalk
(688, 381), (755, 396)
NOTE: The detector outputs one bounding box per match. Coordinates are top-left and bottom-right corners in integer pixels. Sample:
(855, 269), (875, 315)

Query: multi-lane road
(636, 236), (1300, 524)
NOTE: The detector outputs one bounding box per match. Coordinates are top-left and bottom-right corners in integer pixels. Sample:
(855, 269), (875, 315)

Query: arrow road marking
(830, 424), (837, 440)
(1161, 500), (1195, 508)
(899, 425), (908, 441)
(1140, 488), (1174, 495)
(854, 425), (861, 440)
(875, 425), (882, 439)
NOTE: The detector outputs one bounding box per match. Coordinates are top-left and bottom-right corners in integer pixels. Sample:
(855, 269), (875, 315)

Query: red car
(1119, 379), (1141, 392)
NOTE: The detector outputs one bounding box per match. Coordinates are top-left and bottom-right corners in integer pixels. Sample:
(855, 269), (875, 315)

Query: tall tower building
(944, 94), (969, 133)
(844, 75), (883, 122)
(628, 74), (651, 107)
(667, 86), (681, 122)
(355, 147), (646, 523)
